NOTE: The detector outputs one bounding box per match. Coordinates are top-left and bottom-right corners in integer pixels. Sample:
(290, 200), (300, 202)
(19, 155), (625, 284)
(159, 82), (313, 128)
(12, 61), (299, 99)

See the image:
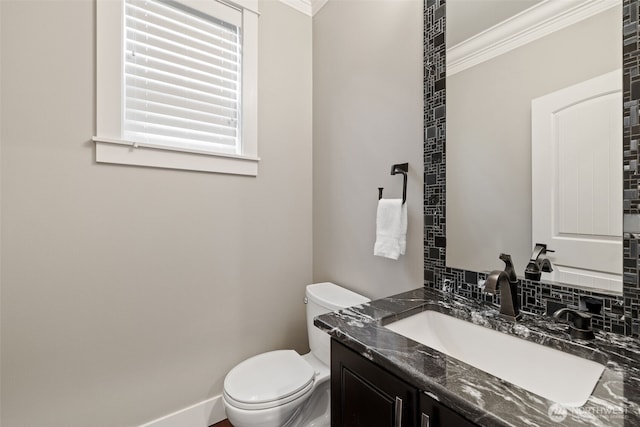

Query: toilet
(222, 282), (369, 427)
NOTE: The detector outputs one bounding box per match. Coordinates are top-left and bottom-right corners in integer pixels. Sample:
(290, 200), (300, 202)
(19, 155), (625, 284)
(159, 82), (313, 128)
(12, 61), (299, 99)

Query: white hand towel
(399, 202), (407, 255)
(374, 199), (407, 260)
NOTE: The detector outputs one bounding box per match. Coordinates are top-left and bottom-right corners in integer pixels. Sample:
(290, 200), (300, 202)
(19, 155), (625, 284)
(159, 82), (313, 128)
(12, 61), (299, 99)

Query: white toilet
(222, 282), (369, 427)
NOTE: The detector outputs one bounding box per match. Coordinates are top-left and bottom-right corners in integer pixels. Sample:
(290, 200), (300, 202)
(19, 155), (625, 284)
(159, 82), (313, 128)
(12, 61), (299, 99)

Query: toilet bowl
(222, 282), (369, 427)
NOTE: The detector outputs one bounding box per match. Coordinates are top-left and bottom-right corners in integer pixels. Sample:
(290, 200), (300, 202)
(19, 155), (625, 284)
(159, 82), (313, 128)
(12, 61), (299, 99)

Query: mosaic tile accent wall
(423, 0), (638, 335)
(624, 0), (640, 335)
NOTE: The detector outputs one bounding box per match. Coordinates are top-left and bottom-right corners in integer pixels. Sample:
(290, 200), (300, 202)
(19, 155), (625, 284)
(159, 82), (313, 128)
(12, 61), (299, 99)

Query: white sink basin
(384, 310), (605, 407)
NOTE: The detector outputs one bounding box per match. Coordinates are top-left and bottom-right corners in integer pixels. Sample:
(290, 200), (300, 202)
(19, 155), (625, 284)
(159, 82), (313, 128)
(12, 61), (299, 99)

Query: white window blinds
(124, 0), (243, 155)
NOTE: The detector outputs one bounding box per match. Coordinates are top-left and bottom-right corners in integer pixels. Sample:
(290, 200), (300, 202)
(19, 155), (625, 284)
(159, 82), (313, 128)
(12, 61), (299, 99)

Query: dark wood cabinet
(331, 339), (416, 427)
(418, 392), (477, 427)
(331, 339), (478, 427)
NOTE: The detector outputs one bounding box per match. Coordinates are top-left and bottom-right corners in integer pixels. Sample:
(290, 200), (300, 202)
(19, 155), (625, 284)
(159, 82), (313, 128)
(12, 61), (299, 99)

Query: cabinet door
(331, 339), (416, 427)
(419, 392), (477, 427)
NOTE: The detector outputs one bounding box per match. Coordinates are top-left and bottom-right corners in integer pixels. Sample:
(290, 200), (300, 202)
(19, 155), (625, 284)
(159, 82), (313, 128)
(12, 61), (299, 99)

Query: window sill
(93, 137), (259, 176)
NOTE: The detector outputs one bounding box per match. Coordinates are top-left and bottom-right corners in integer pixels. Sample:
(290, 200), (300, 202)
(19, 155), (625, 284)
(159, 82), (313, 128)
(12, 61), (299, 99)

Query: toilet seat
(224, 379), (314, 410)
(223, 350), (315, 410)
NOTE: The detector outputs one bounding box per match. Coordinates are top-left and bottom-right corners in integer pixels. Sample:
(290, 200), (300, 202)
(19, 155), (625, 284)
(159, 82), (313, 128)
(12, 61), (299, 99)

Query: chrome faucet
(524, 243), (554, 281)
(484, 254), (521, 320)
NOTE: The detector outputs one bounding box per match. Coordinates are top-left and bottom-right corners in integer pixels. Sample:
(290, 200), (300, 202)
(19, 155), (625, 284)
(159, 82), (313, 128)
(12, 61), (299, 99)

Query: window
(94, 0), (259, 175)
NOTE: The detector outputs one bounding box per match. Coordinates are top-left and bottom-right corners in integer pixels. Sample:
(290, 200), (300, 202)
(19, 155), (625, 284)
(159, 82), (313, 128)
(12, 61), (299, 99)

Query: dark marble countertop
(314, 287), (640, 426)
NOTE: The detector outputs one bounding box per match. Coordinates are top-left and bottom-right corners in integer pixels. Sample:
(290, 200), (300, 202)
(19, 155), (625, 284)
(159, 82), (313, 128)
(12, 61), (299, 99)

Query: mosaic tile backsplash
(423, 0), (640, 336)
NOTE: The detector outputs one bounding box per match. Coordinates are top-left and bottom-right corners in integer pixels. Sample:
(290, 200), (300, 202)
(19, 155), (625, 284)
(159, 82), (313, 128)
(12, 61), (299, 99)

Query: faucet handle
(498, 253), (518, 283)
(533, 243), (554, 252)
(553, 308), (594, 340)
(531, 243), (554, 259)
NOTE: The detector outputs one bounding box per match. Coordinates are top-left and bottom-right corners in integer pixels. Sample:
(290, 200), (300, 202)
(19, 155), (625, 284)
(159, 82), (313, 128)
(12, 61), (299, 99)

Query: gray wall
(0, 1), (312, 426)
(312, 0), (424, 299)
(447, 7), (621, 274)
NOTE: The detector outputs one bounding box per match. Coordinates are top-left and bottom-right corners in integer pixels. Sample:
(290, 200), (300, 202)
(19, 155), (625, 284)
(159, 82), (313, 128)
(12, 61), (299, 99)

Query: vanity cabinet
(331, 339), (477, 427)
(331, 339), (417, 427)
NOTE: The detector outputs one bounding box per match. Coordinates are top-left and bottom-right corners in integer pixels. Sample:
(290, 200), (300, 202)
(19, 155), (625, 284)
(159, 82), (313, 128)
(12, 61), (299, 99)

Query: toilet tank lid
(306, 282), (370, 311)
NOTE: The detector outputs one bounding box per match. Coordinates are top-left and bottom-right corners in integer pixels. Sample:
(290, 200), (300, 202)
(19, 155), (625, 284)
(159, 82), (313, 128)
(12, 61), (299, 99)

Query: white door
(531, 70), (622, 292)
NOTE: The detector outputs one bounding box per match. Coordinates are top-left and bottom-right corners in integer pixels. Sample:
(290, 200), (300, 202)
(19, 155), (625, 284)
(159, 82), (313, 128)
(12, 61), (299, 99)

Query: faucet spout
(539, 258), (553, 273)
(485, 270), (521, 320)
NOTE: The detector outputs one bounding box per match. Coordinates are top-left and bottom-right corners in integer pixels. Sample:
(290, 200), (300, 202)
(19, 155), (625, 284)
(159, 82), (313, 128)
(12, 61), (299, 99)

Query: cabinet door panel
(419, 393), (476, 427)
(342, 368), (395, 426)
(331, 339), (416, 427)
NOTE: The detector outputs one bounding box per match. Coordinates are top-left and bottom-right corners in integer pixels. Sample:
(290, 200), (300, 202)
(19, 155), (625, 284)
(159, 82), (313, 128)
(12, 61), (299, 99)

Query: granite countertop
(314, 287), (640, 426)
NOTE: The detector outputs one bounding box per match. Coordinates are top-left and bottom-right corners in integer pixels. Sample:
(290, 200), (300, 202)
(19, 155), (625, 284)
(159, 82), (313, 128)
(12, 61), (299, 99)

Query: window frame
(94, 0), (259, 176)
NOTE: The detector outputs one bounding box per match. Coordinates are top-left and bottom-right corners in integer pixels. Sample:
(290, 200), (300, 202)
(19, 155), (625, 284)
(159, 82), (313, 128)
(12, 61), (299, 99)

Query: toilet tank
(306, 282), (369, 366)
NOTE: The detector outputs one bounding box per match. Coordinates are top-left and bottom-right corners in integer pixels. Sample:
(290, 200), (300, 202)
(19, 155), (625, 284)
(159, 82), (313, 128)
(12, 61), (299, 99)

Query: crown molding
(278, 0), (312, 15)
(278, 0), (328, 16)
(311, 0), (329, 15)
(446, 0), (619, 77)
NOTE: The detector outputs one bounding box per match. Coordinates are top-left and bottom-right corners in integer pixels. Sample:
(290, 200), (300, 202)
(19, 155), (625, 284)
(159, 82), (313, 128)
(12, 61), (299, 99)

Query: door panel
(532, 70), (622, 291)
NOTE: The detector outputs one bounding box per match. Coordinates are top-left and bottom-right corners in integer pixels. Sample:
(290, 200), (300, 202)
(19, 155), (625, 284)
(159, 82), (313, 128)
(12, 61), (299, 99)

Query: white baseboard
(139, 395), (226, 427)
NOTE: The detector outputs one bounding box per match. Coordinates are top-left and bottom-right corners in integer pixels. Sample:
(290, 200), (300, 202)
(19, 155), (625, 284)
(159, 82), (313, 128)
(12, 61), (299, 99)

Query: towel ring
(378, 163), (408, 204)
